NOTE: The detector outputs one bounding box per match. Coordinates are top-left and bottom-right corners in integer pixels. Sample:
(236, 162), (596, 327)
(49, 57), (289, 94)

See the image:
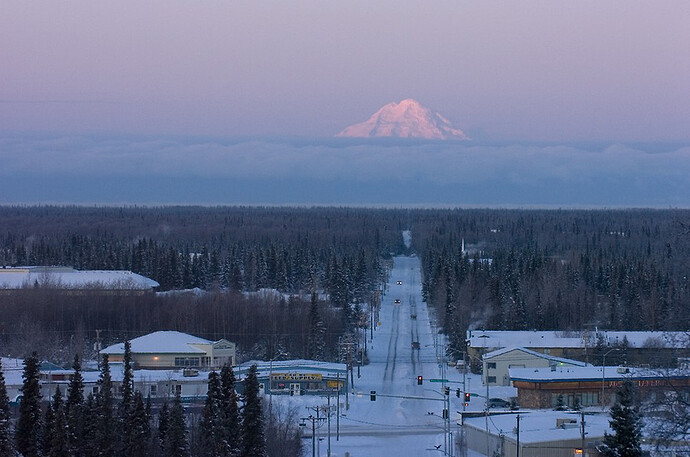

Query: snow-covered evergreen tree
(66, 354), (85, 457)
(48, 387), (69, 457)
(240, 364), (266, 457)
(220, 364), (241, 456)
(157, 401), (169, 452)
(600, 380), (643, 457)
(199, 371), (229, 457)
(163, 392), (189, 457)
(307, 292), (326, 361)
(124, 391), (150, 457)
(95, 354), (115, 457)
(15, 352), (42, 457)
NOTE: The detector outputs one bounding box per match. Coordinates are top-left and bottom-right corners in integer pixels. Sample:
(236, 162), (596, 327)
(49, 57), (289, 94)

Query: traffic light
(370, 390), (376, 401)
(417, 375), (423, 385)
(443, 387), (450, 396)
(456, 388), (460, 398)
(464, 392), (471, 403)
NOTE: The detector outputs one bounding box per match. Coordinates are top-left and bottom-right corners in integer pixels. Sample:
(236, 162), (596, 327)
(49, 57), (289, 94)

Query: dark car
(411, 341), (420, 349)
(487, 398), (510, 409)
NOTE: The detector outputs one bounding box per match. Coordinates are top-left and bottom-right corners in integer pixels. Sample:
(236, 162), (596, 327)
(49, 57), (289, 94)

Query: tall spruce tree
(48, 387), (69, 457)
(0, 359), (13, 457)
(220, 364), (241, 456)
(157, 400), (169, 453)
(95, 354), (115, 457)
(199, 371), (228, 457)
(66, 354), (85, 457)
(307, 292), (326, 361)
(600, 380), (643, 457)
(41, 395), (55, 457)
(119, 341), (134, 456)
(15, 352), (42, 457)
(124, 391), (150, 457)
(163, 391), (189, 457)
(240, 365), (266, 457)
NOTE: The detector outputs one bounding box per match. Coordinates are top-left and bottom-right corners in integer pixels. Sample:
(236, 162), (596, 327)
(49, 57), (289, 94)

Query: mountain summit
(336, 99), (468, 140)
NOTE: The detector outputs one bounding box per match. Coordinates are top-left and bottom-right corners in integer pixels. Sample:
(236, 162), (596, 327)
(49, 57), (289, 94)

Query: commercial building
(100, 330), (236, 370)
(462, 410), (611, 457)
(235, 359), (348, 396)
(509, 365), (690, 409)
(482, 347), (588, 386)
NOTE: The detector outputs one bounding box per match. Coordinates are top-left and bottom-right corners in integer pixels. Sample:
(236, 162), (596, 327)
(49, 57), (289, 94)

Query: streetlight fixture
(601, 347), (622, 408)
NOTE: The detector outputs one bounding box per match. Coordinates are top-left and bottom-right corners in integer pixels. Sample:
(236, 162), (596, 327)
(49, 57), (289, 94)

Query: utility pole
(301, 415), (325, 457)
(580, 409), (586, 457)
(516, 414), (520, 457)
(336, 374), (341, 440)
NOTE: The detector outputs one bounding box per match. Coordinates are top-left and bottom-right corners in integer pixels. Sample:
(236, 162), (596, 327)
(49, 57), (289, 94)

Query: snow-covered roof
(483, 347), (588, 367)
(237, 359), (348, 378)
(100, 331), (214, 355)
(0, 357), (24, 371)
(463, 410), (611, 444)
(509, 365), (690, 383)
(0, 266), (159, 290)
(467, 330), (687, 349)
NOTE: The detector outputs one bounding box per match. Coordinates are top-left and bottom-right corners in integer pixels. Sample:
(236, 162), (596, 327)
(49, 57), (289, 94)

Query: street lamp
(601, 348), (622, 408)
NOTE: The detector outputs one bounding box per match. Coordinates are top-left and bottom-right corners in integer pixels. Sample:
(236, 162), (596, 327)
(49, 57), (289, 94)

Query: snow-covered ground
(287, 255), (515, 457)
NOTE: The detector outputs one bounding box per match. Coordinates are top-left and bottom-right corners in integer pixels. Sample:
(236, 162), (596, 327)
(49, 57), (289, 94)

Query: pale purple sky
(1, 1), (689, 141)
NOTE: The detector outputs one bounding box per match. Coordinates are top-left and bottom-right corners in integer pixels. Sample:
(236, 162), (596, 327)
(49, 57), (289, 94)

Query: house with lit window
(100, 330), (236, 370)
(482, 347), (588, 386)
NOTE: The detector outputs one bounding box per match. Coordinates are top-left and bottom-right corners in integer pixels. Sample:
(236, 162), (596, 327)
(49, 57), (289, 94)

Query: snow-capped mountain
(336, 98), (468, 140)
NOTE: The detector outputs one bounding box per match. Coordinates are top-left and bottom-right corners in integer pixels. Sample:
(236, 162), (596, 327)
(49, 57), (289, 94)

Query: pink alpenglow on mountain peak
(337, 99), (468, 140)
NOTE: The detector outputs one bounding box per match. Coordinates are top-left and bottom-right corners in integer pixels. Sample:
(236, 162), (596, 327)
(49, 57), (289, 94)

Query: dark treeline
(0, 206), (404, 293)
(2, 206), (689, 364)
(0, 206), (407, 362)
(414, 209), (690, 357)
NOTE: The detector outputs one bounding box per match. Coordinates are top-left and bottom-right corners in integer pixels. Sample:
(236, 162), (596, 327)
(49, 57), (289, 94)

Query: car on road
(410, 313), (417, 319)
(396, 280), (403, 285)
(411, 341), (420, 349)
(487, 398), (511, 409)
(394, 299), (401, 304)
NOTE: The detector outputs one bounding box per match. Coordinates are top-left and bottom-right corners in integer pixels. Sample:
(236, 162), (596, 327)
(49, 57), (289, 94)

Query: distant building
(467, 330), (689, 368)
(0, 266), (159, 292)
(482, 347), (588, 386)
(100, 331), (236, 370)
(510, 365), (690, 409)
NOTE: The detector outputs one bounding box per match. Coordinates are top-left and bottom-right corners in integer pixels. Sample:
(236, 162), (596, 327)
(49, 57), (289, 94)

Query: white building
(100, 331), (236, 370)
(482, 347), (588, 386)
(0, 266), (159, 291)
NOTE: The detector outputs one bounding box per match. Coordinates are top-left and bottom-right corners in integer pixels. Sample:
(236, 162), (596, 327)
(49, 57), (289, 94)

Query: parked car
(487, 398), (510, 409)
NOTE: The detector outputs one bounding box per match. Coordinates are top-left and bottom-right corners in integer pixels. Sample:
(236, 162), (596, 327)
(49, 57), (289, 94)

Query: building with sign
(509, 365), (690, 409)
(100, 331), (236, 370)
(235, 359), (347, 396)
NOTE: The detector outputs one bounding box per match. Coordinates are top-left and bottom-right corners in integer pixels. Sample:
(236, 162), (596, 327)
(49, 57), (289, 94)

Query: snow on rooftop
(509, 365), (690, 383)
(0, 266), (159, 290)
(100, 330), (214, 355)
(483, 347), (588, 367)
(237, 359), (347, 377)
(463, 410), (612, 444)
(467, 330), (687, 349)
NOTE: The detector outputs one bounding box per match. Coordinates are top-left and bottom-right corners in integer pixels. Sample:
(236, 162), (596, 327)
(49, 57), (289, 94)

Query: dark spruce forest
(1, 206), (689, 364)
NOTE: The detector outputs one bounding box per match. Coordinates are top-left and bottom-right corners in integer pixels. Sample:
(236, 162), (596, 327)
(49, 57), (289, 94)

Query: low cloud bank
(1, 134), (688, 206)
